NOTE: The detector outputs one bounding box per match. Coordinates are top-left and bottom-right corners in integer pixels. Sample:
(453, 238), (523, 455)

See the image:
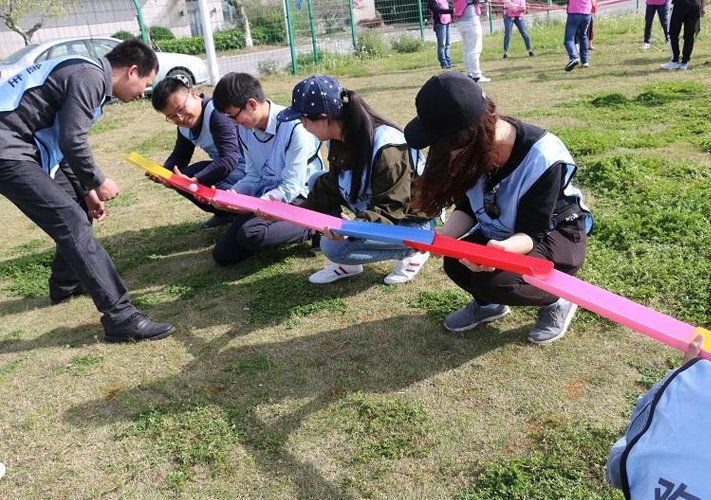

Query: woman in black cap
(276, 75), (435, 286)
(404, 72), (592, 344)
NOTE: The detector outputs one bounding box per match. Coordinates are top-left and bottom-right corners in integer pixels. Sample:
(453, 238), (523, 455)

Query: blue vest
(0, 56), (103, 178)
(465, 131), (592, 240)
(238, 118), (322, 197)
(178, 99), (221, 160)
(338, 124), (425, 214)
(621, 358), (711, 500)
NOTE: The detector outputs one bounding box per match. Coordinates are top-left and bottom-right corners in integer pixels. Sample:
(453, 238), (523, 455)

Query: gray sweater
(0, 57), (113, 193)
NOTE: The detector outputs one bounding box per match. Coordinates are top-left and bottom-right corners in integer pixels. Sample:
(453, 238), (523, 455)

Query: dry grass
(1, 13), (709, 499)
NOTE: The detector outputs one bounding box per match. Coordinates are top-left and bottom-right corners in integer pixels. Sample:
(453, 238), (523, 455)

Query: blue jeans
(644, 3), (669, 44)
(564, 13), (592, 63)
(321, 218), (436, 265)
(503, 15), (532, 52)
(434, 23), (452, 68)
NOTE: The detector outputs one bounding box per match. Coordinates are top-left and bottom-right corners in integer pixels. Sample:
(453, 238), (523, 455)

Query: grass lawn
(0, 13), (709, 499)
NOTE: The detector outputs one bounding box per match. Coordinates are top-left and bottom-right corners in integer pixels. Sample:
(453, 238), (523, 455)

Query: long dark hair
(319, 89), (400, 204)
(413, 98), (498, 217)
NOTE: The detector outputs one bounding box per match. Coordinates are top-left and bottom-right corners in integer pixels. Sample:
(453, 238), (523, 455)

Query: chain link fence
(1, 0), (640, 79)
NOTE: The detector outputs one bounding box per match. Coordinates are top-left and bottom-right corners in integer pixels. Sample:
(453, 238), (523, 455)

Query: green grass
(1, 12), (710, 499)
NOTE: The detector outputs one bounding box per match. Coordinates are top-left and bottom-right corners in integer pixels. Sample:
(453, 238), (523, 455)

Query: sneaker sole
(527, 304), (578, 345)
(104, 326), (176, 343)
(443, 306), (511, 333)
(309, 269), (363, 284)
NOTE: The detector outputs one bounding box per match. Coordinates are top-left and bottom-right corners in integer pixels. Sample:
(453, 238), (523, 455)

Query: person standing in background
(642, 0), (670, 49)
(660, 0), (705, 70)
(453, 0), (491, 82)
(429, 0), (454, 69)
(563, 0), (593, 70)
(502, 0), (535, 58)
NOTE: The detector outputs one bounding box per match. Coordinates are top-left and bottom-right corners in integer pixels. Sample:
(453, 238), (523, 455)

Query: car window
(1, 44), (39, 64)
(90, 39), (118, 58)
(45, 41), (92, 60)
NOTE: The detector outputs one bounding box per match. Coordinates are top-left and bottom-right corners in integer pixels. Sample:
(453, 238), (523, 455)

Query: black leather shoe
(104, 313), (175, 343)
(50, 286), (87, 305)
(201, 213), (235, 229)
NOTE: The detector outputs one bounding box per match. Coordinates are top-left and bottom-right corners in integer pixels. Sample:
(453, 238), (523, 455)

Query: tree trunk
(239, 3), (253, 48)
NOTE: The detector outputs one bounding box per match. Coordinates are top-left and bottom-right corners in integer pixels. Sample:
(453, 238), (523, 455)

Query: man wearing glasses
(151, 77), (245, 228)
(206, 72), (323, 266)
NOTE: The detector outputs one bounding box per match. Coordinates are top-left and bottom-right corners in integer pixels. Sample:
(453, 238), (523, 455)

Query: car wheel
(166, 68), (194, 86)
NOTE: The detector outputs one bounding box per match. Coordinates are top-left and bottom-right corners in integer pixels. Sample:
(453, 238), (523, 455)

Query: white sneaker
(660, 61), (682, 70)
(642, 42), (650, 50)
(475, 75), (491, 83)
(309, 262), (363, 284)
(384, 252), (430, 285)
(678, 63), (688, 70)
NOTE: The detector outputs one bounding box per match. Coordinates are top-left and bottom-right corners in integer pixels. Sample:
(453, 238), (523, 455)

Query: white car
(0, 36), (208, 89)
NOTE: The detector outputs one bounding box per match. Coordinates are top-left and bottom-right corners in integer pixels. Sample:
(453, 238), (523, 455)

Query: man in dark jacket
(0, 39), (175, 343)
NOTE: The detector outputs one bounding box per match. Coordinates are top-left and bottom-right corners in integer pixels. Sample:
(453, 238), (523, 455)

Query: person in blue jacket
(606, 334), (711, 498)
(405, 72), (592, 344)
(151, 77), (244, 228)
(209, 72), (323, 265)
(0, 39), (174, 342)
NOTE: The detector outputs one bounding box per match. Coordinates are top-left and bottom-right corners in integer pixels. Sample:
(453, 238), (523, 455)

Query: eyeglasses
(222, 106), (244, 121)
(165, 92), (190, 122)
(483, 184), (500, 219)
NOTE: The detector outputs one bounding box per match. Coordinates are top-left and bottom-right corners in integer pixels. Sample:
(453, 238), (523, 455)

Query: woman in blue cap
(405, 72), (592, 344)
(277, 75), (434, 285)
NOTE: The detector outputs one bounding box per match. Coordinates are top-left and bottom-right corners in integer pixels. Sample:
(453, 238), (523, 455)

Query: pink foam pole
(211, 190), (343, 231)
(524, 270), (711, 359)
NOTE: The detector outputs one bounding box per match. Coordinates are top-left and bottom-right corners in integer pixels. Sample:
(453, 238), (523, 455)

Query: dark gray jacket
(0, 57), (113, 193)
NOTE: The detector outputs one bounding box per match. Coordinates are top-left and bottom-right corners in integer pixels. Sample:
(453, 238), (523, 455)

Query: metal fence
(0, 0), (639, 81)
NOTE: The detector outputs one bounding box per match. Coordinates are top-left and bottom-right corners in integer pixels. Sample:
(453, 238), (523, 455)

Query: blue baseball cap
(276, 75), (343, 122)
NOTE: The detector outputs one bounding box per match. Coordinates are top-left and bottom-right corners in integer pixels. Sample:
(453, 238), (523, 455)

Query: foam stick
(524, 270), (711, 359)
(212, 189), (343, 232)
(123, 152), (217, 200)
(336, 220), (435, 245)
(405, 233), (554, 278)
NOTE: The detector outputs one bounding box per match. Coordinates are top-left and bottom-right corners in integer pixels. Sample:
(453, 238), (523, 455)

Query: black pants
(212, 196), (314, 265)
(0, 160), (136, 328)
(443, 218), (587, 307)
(668, 0), (701, 63)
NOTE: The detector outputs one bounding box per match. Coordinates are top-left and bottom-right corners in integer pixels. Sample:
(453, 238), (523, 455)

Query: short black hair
(212, 72), (265, 112)
(105, 38), (159, 78)
(151, 77), (189, 111)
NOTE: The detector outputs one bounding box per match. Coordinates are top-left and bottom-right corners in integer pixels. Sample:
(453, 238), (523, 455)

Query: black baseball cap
(404, 72), (488, 149)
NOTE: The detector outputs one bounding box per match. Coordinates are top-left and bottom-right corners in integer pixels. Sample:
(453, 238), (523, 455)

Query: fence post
(197, 0), (220, 85)
(488, 2), (493, 33)
(130, 0), (150, 44)
(418, 0), (425, 40)
(348, 0), (358, 50)
(307, 0), (319, 63)
(547, 0), (552, 23)
(283, 0), (298, 75)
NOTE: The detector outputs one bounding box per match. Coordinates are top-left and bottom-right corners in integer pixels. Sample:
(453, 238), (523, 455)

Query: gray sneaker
(444, 301), (510, 332)
(527, 298), (578, 345)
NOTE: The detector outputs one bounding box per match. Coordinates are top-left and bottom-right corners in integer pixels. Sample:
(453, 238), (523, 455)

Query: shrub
(149, 25), (175, 40)
(258, 59), (283, 76)
(251, 11), (287, 45)
(111, 30), (135, 41)
(390, 34), (424, 53)
(356, 31), (389, 58)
